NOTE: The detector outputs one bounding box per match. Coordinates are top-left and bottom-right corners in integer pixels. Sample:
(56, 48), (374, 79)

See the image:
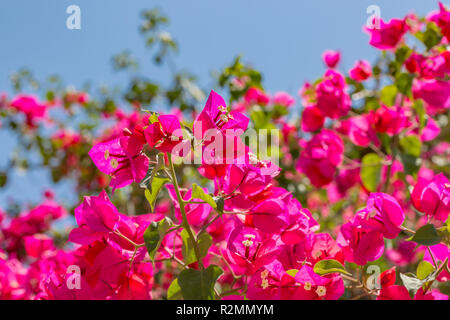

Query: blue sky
(0, 0), (446, 207)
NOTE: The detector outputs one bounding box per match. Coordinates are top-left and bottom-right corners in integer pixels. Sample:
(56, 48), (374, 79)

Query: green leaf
(395, 73), (414, 96)
(417, 260), (435, 280)
(409, 224), (441, 246)
(313, 259), (352, 276)
(286, 269), (299, 278)
(213, 196), (225, 214)
(0, 172), (7, 188)
(399, 135), (421, 158)
(178, 265), (223, 300)
(191, 183), (217, 209)
(421, 23), (442, 50)
(400, 153), (420, 177)
(181, 230), (212, 265)
(413, 100), (426, 131)
(395, 46), (412, 64)
(167, 278), (182, 300)
(361, 153), (382, 192)
(144, 177), (169, 212)
(380, 85), (398, 107)
(143, 217), (173, 261)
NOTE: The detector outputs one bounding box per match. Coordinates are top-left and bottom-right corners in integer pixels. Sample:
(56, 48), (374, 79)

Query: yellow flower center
(110, 158), (119, 169)
(316, 286), (327, 297)
(304, 282), (312, 291)
(261, 278), (269, 290)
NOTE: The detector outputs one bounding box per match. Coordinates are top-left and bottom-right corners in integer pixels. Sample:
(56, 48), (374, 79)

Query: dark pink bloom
(291, 265), (344, 300)
(357, 193), (405, 239)
(68, 190), (120, 245)
(336, 215), (385, 265)
(322, 50), (340, 68)
(193, 90), (250, 164)
(167, 185), (212, 227)
(296, 129), (344, 188)
(371, 105), (409, 136)
(419, 117), (440, 142)
(89, 136), (149, 191)
(337, 114), (379, 147)
(377, 285), (411, 300)
(301, 106), (325, 132)
(247, 262), (344, 300)
(251, 199), (290, 234)
(365, 18), (408, 50)
(24, 234), (55, 258)
(315, 70), (351, 119)
(10, 94), (47, 127)
(144, 114), (187, 154)
(411, 173), (450, 222)
(412, 78), (450, 114)
(272, 92), (295, 108)
(349, 60), (372, 81)
(223, 224), (278, 276)
(244, 87), (270, 106)
(431, 2), (450, 41)
(386, 241), (417, 266)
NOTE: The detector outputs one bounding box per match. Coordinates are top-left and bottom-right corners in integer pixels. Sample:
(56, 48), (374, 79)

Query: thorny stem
(167, 153), (204, 270)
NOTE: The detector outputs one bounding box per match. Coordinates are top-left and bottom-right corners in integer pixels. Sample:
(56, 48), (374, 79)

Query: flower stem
(167, 153), (204, 270)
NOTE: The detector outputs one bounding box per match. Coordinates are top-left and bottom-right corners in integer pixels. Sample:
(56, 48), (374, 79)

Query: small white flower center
(110, 158), (119, 169)
(304, 282), (312, 291)
(316, 286), (327, 297)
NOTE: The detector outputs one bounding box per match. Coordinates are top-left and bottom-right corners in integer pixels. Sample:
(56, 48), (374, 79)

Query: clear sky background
(0, 0), (446, 208)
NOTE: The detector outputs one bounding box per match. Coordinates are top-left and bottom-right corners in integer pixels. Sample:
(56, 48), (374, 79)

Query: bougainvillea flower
(315, 70), (351, 119)
(193, 90), (250, 164)
(430, 2), (450, 41)
(251, 199), (290, 234)
(301, 106), (325, 132)
(272, 91), (295, 108)
(357, 193), (405, 239)
(322, 50), (341, 68)
(223, 224), (278, 275)
(337, 114), (379, 147)
(380, 267), (397, 288)
(244, 87), (270, 106)
(167, 184), (212, 226)
(296, 129), (344, 188)
(371, 105), (409, 136)
(419, 117), (440, 142)
(9, 94), (47, 127)
(280, 195), (319, 245)
(89, 136), (149, 191)
(349, 60), (372, 81)
(364, 18), (408, 50)
(336, 215), (385, 265)
(68, 190), (120, 245)
(291, 265), (345, 300)
(144, 114), (186, 154)
(385, 241), (417, 266)
(411, 173), (450, 222)
(24, 234), (55, 258)
(412, 78), (450, 114)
